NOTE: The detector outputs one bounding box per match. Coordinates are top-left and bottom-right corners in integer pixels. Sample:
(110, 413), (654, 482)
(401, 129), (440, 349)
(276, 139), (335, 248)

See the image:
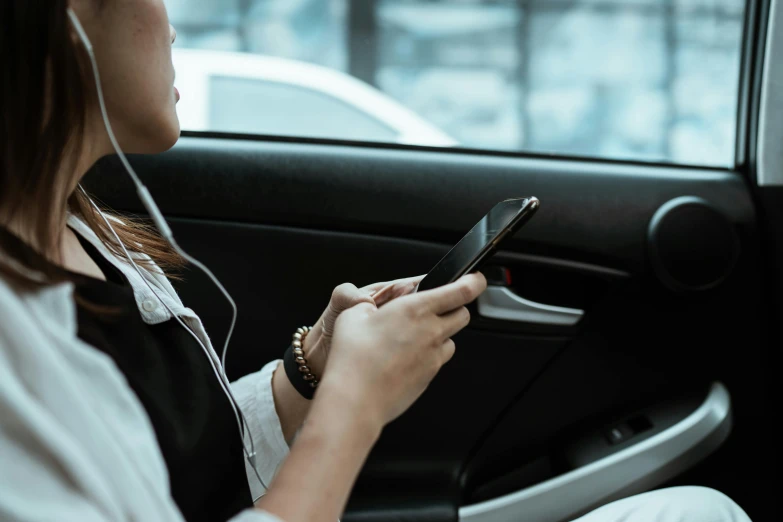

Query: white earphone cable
(67, 9), (267, 493)
(82, 190), (268, 493)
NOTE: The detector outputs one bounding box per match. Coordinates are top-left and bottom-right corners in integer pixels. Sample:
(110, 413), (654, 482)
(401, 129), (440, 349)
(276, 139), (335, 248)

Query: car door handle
(477, 286), (584, 326)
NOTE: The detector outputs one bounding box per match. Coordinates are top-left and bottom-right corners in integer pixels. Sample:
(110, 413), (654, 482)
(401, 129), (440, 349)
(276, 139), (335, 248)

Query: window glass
(167, 0), (747, 167)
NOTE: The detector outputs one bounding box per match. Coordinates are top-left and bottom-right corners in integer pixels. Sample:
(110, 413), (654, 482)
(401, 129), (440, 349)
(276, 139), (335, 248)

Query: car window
(209, 77), (400, 141)
(167, 0), (747, 167)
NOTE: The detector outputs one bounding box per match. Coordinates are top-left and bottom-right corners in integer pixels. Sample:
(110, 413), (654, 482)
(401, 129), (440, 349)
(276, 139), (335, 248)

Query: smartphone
(415, 197), (540, 293)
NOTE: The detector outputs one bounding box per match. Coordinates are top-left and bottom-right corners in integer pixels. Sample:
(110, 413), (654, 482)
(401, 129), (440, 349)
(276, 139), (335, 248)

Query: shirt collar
(67, 214), (188, 325)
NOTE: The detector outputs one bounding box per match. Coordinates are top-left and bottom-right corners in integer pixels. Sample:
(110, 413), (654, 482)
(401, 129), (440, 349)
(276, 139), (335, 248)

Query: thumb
(331, 283), (376, 312)
(324, 283), (377, 337)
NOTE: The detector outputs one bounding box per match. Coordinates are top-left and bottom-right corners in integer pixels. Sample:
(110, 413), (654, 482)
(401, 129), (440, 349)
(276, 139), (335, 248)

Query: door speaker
(648, 196), (740, 292)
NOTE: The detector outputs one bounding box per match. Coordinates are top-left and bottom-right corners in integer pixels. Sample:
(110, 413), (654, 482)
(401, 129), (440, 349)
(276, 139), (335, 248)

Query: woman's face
(71, 0), (179, 155)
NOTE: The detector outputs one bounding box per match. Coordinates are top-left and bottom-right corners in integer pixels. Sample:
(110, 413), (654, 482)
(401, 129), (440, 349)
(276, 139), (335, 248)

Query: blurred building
(166, 0), (746, 167)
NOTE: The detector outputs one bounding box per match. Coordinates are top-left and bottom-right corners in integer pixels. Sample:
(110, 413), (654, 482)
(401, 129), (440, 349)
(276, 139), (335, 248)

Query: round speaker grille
(648, 197), (740, 292)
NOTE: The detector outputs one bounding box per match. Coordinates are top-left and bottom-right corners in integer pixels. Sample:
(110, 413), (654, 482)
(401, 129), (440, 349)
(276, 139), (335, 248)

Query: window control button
(604, 423), (634, 445)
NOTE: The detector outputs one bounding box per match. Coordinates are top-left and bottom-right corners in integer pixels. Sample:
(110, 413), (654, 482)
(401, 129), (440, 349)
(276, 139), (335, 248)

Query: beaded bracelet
(283, 326), (318, 400)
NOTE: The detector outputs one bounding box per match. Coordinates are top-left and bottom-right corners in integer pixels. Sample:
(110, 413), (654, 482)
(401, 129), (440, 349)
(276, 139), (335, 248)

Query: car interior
(82, 0), (780, 520)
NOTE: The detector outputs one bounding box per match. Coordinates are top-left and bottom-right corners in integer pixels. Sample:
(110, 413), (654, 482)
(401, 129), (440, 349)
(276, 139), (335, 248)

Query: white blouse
(0, 215), (288, 522)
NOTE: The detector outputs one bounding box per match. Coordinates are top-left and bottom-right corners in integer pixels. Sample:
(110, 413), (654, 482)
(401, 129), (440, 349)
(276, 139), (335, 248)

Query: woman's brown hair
(0, 0), (184, 289)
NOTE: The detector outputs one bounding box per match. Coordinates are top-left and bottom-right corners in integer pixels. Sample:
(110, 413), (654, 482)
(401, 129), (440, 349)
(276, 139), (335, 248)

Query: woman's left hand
(303, 276), (423, 375)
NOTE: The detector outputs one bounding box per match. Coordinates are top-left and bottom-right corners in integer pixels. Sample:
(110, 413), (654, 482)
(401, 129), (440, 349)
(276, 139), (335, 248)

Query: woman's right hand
(257, 273), (487, 521)
(318, 272), (487, 429)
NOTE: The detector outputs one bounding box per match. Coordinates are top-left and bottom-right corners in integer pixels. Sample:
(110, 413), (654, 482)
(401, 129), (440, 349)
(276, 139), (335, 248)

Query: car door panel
(83, 136), (769, 521)
(461, 383), (732, 522)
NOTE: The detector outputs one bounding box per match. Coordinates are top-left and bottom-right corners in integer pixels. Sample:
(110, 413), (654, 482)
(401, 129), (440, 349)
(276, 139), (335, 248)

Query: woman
(0, 1), (752, 522)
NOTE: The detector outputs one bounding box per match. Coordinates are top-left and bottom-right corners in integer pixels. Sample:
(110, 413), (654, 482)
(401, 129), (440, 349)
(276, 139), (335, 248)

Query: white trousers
(573, 487), (752, 522)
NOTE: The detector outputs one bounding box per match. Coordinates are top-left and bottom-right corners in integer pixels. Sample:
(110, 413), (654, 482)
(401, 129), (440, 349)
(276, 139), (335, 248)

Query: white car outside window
(172, 48), (458, 147)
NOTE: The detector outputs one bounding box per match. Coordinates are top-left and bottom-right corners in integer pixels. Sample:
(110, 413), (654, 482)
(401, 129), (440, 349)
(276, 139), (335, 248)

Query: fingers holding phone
(416, 272), (488, 315)
(319, 273), (487, 428)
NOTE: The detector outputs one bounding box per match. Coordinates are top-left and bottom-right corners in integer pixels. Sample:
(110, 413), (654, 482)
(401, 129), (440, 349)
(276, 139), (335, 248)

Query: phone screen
(417, 198), (532, 292)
